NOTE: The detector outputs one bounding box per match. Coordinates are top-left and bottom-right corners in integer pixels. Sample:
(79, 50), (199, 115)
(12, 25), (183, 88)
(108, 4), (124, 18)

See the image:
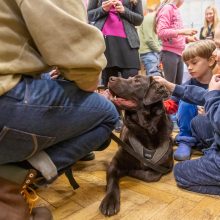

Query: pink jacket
(156, 4), (185, 56)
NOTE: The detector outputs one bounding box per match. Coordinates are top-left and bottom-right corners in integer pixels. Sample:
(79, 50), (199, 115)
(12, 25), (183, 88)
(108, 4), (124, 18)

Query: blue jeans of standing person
(140, 52), (160, 75)
(0, 76), (118, 175)
(175, 101), (198, 147)
(174, 115), (220, 195)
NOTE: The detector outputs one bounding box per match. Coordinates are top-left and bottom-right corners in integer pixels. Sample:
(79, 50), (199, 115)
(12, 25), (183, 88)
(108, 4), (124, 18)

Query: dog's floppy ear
(143, 77), (169, 105)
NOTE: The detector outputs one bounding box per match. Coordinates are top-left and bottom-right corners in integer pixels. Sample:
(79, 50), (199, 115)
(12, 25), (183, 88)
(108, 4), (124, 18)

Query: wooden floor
(36, 133), (220, 220)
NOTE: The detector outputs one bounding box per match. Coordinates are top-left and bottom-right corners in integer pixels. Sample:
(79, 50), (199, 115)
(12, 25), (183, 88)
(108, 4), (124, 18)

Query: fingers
(152, 76), (164, 82)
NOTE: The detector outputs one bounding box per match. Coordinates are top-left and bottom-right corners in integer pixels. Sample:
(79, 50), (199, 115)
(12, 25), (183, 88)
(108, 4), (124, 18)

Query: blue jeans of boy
(140, 52), (160, 75)
(175, 101), (198, 147)
(0, 76), (118, 175)
(174, 115), (220, 195)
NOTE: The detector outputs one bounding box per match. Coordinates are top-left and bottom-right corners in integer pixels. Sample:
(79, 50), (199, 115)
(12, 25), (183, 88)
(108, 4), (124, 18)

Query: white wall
(180, 0), (216, 30)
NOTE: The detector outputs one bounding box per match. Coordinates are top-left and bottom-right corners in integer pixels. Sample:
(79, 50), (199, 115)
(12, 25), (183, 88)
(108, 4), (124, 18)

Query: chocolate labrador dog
(99, 75), (173, 216)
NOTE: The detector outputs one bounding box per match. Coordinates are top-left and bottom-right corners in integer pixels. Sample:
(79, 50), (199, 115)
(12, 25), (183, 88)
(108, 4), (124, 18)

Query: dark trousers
(102, 67), (138, 87)
(161, 51), (184, 85)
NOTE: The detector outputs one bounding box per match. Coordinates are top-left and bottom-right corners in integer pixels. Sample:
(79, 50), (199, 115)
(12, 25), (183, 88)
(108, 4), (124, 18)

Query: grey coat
(87, 0), (143, 49)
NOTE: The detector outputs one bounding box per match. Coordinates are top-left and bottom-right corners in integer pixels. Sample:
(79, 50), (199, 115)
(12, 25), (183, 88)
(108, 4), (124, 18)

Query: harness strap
(110, 132), (171, 174)
(128, 133), (171, 164)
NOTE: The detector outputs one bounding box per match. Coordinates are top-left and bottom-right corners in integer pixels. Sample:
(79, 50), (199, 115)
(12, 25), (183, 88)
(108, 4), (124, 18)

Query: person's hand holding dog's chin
(153, 76), (176, 93)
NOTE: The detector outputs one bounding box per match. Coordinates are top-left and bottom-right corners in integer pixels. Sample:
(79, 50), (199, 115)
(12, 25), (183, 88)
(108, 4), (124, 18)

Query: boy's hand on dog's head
(209, 74), (220, 91)
(153, 76), (176, 93)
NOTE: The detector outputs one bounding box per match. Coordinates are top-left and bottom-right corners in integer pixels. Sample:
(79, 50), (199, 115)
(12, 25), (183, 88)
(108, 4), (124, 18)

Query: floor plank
(36, 136), (220, 220)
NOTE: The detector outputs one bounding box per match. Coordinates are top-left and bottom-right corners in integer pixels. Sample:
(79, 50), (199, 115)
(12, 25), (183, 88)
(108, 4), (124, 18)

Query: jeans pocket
(0, 126), (56, 164)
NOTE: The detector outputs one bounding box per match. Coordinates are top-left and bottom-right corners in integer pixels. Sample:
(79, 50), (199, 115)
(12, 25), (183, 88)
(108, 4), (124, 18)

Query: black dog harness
(110, 132), (172, 174)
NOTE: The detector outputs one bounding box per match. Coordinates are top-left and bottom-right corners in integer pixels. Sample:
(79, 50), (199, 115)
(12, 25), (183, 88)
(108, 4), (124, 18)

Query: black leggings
(102, 67), (138, 87)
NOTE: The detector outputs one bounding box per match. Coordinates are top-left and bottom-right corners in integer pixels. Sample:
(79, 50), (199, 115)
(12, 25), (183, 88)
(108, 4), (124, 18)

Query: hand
(197, 106), (205, 115)
(113, 1), (125, 13)
(178, 28), (198, 36)
(49, 67), (60, 79)
(186, 35), (198, 43)
(97, 89), (113, 100)
(209, 74), (220, 91)
(153, 76), (176, 92)
(102, 0), (113, 12)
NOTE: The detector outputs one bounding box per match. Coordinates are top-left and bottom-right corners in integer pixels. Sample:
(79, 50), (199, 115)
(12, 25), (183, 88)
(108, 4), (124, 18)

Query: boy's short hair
(182, 40), (216, 62)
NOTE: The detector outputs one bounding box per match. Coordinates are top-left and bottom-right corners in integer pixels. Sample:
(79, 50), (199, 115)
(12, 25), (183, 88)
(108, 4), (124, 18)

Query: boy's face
(213, 25), (220, 74)
(185, 57), (212, 80)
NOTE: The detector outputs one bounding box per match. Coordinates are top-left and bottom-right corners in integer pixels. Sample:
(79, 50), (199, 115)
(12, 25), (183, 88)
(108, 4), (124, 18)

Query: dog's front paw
(99, 192), (120, 216)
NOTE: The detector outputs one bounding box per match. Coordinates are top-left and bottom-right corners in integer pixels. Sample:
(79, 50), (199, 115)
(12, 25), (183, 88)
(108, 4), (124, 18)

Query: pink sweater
(102, 1), (126, 38)
(156, 4), (186, 56)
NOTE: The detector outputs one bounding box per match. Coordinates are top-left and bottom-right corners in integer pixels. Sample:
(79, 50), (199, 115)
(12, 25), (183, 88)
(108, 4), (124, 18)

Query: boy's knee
(179, 101), (193, 109)
(191, 115), (201, 129)
(190, 115), (205, 137)
(173, 163), (190, 188)
(178, 101), (196, 115)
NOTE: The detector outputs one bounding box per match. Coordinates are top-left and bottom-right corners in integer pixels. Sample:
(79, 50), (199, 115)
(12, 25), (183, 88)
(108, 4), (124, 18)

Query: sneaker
(174, 143), (191, 161)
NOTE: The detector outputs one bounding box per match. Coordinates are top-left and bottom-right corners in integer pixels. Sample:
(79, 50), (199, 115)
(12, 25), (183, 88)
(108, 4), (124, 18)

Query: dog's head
(108, 75), (170, 110)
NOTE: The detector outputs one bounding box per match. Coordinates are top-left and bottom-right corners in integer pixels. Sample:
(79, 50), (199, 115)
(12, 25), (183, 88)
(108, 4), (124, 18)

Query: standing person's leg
(140, 52), (160, 75)
(174, 144), (220, 195)
(102, 67), (119, 87)
(174, 101), (198, 161)
(120, 68), (139, 79)
(0, 77), (119, 180)
(161, 51), (178, 83)
(175, 56), (184, 85)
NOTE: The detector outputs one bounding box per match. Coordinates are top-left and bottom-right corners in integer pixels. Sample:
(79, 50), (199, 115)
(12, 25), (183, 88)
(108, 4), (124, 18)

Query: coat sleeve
(120, 1), (143, 26)
(16, 0), (107, 92)
(156, 6), (178, 39)
(87, 0), (108, 22)
(205, 90), (220, 133)
(172, 85), (207, 106)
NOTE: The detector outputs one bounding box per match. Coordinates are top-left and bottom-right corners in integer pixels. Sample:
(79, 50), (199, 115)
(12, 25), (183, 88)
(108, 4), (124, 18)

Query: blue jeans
(175, 101), (198, 147)
(140, 52), (160, 75)
(191, 114), (215, 149)
(174, 115), (220, 195)
(0, 76), (118, 173)
(174, 143), (220, 195)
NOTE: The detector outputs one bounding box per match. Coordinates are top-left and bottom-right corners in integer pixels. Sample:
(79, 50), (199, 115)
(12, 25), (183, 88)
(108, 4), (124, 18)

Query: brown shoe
(31, 207), (53, 220)
(0, 165), (53, 220)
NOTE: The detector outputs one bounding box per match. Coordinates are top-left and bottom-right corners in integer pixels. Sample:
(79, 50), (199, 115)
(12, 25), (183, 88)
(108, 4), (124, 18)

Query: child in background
(152, 22), (220, 195)
(155, 0), (197, 85)
(164, 40), (216, 161)
(200, 5), (219, 40)
(138, 5), (161, 75)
